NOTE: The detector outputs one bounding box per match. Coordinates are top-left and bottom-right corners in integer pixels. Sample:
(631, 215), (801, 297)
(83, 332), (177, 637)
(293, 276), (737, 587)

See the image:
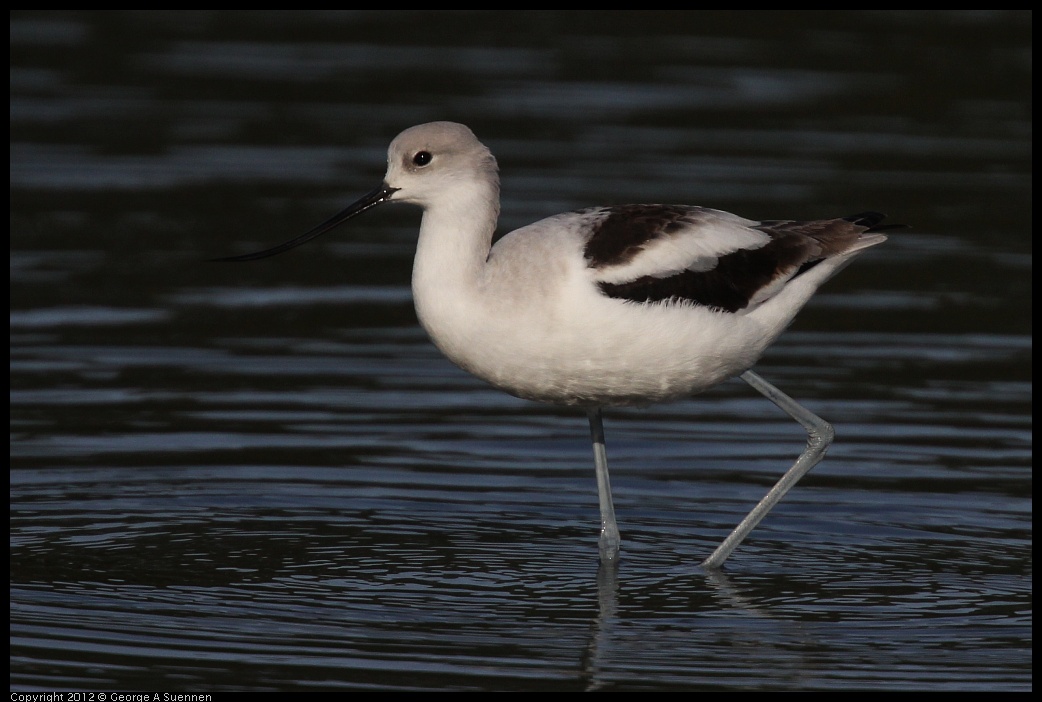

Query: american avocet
(217, 121), (896, 569)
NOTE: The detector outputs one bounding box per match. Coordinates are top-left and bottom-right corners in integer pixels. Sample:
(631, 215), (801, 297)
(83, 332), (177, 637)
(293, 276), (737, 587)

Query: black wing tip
(843, 211), (908, 232)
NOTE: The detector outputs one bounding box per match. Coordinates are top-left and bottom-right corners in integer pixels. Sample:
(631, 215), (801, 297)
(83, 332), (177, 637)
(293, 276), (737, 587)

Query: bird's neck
(411, 179), (500, 346)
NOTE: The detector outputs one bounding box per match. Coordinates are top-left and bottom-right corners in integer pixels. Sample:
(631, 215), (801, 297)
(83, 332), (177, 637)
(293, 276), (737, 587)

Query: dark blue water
(11, 11), (1031, 691)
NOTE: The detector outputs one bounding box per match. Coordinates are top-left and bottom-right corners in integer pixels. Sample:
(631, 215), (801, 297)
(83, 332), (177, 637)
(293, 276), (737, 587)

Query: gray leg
(701, 370), (835, 569)
(587, 408), (621, 563)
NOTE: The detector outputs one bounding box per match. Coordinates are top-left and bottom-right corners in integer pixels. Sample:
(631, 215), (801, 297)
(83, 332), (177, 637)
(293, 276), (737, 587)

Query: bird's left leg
(587, 408), (621, 563)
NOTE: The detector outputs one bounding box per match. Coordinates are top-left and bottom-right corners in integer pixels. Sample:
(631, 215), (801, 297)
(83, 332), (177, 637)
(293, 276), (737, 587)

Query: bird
(216, 121), (896, 569)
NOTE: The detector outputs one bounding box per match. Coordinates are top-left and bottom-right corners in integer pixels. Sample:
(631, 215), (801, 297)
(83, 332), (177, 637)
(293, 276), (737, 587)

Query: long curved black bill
(212, 185), (398, 262)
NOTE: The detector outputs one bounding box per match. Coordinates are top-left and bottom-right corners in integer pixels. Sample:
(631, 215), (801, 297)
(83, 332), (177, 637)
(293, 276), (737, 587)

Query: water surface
(10, 10), (1031, 691)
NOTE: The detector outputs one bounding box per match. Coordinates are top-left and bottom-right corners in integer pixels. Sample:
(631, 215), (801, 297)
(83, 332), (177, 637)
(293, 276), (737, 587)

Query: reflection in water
(580, 561), (620, 690)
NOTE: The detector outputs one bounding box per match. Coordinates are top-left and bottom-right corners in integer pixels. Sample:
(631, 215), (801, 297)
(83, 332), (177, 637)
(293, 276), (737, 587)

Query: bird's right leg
(700, 370), (834, 569)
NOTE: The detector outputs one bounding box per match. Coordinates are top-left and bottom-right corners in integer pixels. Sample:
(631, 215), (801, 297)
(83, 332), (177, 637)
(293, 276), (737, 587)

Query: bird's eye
(413, 151), (433, 167)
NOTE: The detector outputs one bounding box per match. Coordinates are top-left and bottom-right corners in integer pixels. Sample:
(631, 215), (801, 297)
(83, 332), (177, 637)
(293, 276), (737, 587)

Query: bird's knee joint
(808, 421), (835, 449)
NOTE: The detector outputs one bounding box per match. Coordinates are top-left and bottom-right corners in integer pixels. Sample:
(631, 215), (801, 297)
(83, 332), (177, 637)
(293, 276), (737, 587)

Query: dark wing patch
(583, 204), (715, 269)
(596, 212), (892, 313)
(598, 234), (820, 313)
